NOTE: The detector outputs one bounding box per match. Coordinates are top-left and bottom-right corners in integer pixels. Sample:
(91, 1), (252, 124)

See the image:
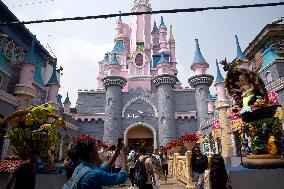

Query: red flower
(76, 134), (94, 143)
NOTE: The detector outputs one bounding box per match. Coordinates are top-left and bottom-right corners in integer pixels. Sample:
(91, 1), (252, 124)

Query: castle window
(265, 71), (272, 84)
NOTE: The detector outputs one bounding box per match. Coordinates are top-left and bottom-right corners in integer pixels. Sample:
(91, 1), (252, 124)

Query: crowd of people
(4, 137), (233, 189)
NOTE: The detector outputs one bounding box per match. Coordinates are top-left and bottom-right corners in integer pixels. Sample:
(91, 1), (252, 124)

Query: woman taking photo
(62, 135), (128, 189)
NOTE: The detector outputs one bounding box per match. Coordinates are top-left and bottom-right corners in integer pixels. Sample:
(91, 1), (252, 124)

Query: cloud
(54, 38), (112, 107)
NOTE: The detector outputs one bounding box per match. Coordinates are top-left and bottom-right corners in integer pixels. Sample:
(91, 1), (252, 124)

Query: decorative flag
(212, 119), (221, 138)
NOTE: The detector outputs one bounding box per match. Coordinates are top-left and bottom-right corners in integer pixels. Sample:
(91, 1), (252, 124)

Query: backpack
(62, 165), (91, 189)
(134, 157), (148, 187)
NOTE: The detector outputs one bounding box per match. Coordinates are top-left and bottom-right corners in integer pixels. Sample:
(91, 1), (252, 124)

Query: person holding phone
(62, 137), (128, 189)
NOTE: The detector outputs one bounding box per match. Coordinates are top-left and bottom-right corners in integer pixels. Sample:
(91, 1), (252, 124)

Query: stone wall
(76, 91), (106, 114)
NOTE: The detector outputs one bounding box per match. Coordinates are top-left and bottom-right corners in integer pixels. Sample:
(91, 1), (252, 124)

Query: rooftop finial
(160, 16), (165, 27)
(193, 39), (206, 64)
(152, 20), (158, 33)
(118, 11), (122, 21)
(215, 59), (224, 84)
(235, 35), (247, 61)
(169, 25), (174, 41)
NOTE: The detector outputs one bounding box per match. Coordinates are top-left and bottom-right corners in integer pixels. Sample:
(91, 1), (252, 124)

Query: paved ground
(110, 177), (186, 189)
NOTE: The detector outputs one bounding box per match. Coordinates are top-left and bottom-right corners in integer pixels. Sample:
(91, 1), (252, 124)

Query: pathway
(111, 177), (186, 189)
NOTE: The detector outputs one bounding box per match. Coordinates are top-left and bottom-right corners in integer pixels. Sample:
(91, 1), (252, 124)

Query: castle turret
(214, 60), (233, 158)
(188, 39), (213, 128)
(63, 93), (71, 114)
(130, 0), (152, 55)
(102, 75), (127, 145)
(46, 62), (60, 103)
(169, 25), (176, 63)
(151, 20), (160, 55)
(235, 35), (251, 69)
(106, 53), (121, 76)
(14, 36), (37, 110)
(158, 16), (170, 55)
(157, 52), (172, 75)
(153, 63), (176, 146)
(191, 39), (209, 75)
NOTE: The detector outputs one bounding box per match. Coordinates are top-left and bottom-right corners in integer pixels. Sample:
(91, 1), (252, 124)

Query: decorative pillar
(102, 76), (126, 145)
(153, 74), (176, 146)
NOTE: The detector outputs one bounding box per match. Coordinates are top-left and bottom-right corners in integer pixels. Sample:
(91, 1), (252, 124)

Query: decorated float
(220, 58), (284, 168)
(0, 103), (67, 173)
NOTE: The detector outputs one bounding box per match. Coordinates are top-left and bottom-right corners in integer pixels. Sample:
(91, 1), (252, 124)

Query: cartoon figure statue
(267, 134), (278, 155)
(234, 74), (255, 107)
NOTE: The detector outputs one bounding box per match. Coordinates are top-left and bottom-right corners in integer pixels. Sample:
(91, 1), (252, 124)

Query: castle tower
(14, 36), (37, 110)
(102, 53), (127, 145)
(46, 61), (60, 112)
(130, 0), (152, 55)
(158, 16), (170, 55)
(153, 54), (176, 146)
(235, 35), (251, 69)
(188, 39), (213, 128)
(215, 60), (233, 157)
(151, 20), (160, 55)
(63, 93), (71, 114)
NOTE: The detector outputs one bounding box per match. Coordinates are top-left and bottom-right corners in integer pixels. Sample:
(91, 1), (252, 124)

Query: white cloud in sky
(54, 38), (112, 106)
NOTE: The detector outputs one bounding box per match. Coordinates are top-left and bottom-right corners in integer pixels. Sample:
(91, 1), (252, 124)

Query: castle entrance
(124, 123), (157, 151)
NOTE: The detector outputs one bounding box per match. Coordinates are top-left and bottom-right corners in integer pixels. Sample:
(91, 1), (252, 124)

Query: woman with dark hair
(203, 154), (232, 189)
(64, 148), (80, 179)
(62, 136), (128, 189)
(190, 147), (208, 189)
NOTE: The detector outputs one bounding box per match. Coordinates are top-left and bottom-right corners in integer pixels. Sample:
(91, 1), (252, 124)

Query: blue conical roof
(112, 40), (125, 54)
(235, 35), (248, 61)
(160, 16), (166, 27)
(63, 92), (71, 104)
(47, 62), (59, 85)
(193, 39), (206, 64)
(158, 52), (169, 64)
(215, 59), (224, 84)
(152, 20), (158, 33)
(109, 53), (119, 64)
(23, 35), (37, 64)
(57, 94), (63, 108)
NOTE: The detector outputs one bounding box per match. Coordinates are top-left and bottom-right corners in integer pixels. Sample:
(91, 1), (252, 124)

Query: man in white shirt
(127, 150), (136, 189)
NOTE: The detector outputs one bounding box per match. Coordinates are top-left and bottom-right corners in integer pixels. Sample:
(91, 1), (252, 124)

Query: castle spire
(169, 25), (175, 41)
(24, 35), (37, 64)
(63, 92), (71, 104)
(152, 20), (158, 33)
(160, 16), (166, 27)
(235, 35), (247, 60)
(193, 39), (206, 64)
(215, 59), (224, 84)
(47, 62), (59, 85)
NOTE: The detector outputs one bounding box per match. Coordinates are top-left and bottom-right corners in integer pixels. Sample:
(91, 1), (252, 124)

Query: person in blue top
(66, 137), (128, 189)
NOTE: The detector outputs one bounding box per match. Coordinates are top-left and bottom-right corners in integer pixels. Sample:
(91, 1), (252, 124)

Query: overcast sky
(2, 0), (284, 107)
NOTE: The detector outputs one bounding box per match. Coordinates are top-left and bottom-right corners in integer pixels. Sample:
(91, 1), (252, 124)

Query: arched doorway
(124, 122), (157, 151)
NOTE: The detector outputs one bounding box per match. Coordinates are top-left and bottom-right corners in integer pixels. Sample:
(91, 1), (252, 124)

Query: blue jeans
(193, 172), (204, 189)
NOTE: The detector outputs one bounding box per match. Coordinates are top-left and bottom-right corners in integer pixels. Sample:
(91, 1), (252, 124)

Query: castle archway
(124, 122), (157, 150)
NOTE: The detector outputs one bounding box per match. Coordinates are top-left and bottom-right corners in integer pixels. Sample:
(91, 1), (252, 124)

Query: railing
(167, 142), (196, 189)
